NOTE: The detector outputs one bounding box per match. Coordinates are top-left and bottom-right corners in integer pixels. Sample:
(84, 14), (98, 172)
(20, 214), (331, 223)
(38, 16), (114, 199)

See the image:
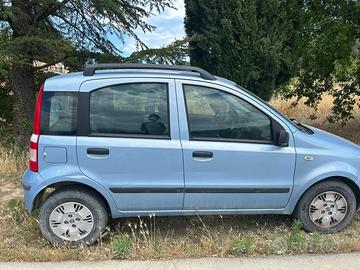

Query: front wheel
(39, 187), (108, 247)
(294, 180), (357, 233)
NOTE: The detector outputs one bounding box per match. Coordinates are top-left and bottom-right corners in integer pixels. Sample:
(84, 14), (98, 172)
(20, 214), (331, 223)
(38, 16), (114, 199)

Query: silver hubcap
(309, 191), (348, 228)
(49, 202), (94, 241)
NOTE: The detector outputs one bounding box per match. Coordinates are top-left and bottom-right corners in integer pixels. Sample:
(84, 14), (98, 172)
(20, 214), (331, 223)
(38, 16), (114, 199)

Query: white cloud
(119, 0), (186, 56)
(158, 0), (185, 20)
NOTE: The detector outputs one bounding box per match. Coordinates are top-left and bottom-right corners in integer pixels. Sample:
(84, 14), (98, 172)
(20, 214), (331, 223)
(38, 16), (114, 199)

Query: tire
(294, 180), (357, 233)
(39, 187), (108, 247)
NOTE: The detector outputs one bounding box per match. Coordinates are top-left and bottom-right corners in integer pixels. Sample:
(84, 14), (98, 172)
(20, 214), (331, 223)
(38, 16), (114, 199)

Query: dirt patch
(0, 176), (23, 204)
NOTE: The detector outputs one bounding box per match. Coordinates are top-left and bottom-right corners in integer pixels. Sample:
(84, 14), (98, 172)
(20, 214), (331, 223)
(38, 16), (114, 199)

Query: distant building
(33, 61), (68, 75)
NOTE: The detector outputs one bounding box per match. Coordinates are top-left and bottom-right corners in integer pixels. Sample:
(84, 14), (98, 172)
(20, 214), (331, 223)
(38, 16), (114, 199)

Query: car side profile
(22, 63), (360, 246)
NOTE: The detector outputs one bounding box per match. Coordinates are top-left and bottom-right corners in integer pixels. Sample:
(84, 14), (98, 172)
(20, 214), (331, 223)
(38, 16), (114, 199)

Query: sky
(118, 0), (186, 56)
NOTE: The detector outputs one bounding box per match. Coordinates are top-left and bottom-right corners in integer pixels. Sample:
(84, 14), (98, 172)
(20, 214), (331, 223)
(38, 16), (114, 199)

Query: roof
(43, 65), (237, 92)
(83, 64), (217, 80)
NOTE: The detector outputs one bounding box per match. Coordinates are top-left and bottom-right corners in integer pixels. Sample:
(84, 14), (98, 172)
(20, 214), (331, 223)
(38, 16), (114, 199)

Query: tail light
(29, 84), (44, 172)
(29, 133), (39, 172)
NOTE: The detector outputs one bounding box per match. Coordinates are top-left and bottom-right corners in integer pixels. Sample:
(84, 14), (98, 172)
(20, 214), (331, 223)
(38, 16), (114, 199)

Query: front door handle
(192, 151), (213, 158)
(87, 148), (109, 155)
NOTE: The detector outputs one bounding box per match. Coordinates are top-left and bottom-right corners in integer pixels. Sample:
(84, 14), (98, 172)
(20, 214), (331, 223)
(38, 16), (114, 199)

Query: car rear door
(76, 78), (184, 212)
(176, 79), (296, 210)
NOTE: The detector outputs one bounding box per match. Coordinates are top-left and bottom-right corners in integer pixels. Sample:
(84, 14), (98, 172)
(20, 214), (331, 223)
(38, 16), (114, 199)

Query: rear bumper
(22, 170), (43, 213)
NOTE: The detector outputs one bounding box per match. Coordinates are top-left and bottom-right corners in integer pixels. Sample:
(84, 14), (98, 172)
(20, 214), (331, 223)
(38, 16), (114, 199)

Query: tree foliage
(126, 39), (189, 65)
(0, 60), (12, 122)
(185, 0), (360, 121)
(281, 0), (360, 122)
(184, 0), (302, 101)
(0, 0), (174, 143)
(64, 38), (189, 71)
(0, 0), (174, 64)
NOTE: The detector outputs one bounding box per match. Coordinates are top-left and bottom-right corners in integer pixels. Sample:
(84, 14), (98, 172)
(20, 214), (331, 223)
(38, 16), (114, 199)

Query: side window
(41, 92), (78, 135)
(90, 83), (170, 137)
(183, 85), (272, 142)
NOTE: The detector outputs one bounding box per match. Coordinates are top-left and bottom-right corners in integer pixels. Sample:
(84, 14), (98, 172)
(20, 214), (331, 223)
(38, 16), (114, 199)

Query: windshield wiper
(290, 119), (314, 134)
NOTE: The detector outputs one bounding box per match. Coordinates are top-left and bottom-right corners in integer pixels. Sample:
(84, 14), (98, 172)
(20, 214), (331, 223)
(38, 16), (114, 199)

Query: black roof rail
(83, 63), (217, 80)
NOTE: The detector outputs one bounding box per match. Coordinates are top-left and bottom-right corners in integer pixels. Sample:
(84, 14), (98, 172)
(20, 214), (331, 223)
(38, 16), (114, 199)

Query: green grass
(7, 198), (25, 225)
(112, 234), (133, 259)
(284, 220), (306, 253)
(230, 234), (254, 255)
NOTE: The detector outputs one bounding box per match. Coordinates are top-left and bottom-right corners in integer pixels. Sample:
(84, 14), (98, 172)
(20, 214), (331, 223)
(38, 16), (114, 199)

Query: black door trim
(109, 187), (290, 194)
(109, 187), (184, 193)
(77, 92), (90, 136)
(185, 188), (290, 193)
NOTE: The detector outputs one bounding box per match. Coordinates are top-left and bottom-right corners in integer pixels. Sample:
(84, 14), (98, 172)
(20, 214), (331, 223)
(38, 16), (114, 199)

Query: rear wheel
(39, 188), (108, 247)
(294, 180), (357, 233)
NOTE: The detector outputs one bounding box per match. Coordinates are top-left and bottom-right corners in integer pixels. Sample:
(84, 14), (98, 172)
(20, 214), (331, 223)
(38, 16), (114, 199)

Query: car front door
(76, 78), (184, 212)
(176, 80), (296, 210)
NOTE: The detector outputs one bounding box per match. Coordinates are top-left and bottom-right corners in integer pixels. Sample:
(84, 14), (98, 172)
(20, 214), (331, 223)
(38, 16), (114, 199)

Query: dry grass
(271, 95), (360, 144)
(0, 146), (26, 203)
(0, 146), (27, 180)
(2, 200), (360, 262)
(1, 96), (360, 261)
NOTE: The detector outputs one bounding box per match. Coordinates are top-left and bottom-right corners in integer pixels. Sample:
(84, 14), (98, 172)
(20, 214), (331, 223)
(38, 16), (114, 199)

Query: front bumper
(22, 170), (43, 213)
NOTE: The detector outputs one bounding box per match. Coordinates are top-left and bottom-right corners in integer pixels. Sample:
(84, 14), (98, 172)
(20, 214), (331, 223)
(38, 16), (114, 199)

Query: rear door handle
(87, 148), (109, 155)
(192, 151), (213, 158)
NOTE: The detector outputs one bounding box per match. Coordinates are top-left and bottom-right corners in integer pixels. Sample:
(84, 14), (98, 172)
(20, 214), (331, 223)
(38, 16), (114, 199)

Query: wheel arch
(293, 176), (360, 213)
(32, 181), (115, 218)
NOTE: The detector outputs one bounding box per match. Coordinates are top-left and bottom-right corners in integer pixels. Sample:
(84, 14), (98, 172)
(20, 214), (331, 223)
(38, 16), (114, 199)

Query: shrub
(112, 234), (133, 259)
(230, 234), (254, 255)
(7, 198), (25, 225)
(285, 220), (306, 252)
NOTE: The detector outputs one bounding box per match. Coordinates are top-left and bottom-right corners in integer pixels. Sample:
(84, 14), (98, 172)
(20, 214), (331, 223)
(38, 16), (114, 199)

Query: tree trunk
(11, 64), (36, 146)
(8, 1), (37, 146)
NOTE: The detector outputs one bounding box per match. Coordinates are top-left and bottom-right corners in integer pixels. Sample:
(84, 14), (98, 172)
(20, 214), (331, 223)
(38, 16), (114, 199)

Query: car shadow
(110, 214), (295, 239)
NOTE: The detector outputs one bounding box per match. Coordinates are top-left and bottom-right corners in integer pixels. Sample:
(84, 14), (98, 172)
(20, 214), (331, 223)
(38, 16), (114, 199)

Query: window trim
(182, 84), (279, 145)
(88, 133), (171, 140)
(81, 82), (171, 139)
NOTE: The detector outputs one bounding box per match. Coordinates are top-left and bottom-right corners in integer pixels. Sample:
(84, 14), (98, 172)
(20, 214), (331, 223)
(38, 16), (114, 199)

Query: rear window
(40, 92), (78, 135)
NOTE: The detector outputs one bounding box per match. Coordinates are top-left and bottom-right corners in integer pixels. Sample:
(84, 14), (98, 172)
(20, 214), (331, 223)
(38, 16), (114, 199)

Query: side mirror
(276, 130), (289, 147)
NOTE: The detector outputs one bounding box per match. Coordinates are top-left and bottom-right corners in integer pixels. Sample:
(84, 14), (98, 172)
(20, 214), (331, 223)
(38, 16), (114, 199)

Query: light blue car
(22, 64), (360, 246)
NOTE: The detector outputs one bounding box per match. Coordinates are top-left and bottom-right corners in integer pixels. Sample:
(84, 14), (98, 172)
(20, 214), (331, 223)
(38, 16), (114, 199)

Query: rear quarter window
(40, 92), (78, 135)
